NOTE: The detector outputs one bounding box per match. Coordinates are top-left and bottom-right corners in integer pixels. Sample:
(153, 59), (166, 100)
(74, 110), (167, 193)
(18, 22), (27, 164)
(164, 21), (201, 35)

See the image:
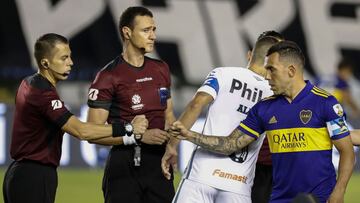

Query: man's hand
(141, 129), (169, 145)
(169, 121), (196, 140)
(161, 143), (178, 180)
(131, 115), (148, 135)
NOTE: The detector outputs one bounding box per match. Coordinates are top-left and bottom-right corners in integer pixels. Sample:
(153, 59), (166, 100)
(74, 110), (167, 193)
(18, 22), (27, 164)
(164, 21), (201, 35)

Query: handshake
(132, 116), (194, 141)
(167, 121), (195, 141)
(131, 116), (195, 145)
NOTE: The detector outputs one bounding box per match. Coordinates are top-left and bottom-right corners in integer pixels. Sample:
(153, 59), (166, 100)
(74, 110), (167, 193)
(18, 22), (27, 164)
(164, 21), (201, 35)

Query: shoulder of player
(145, 56), (168, 67)
(206, 66), (247, 78)
(99, 56), (121, 72)
(25, 73), (53, 91)
(260, 95), (277, 102)
(310, 85), (332, 99)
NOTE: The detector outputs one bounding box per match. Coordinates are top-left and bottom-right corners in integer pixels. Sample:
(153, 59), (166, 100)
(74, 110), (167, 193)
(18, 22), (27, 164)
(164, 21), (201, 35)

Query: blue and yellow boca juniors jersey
(238, 81), (350, 203)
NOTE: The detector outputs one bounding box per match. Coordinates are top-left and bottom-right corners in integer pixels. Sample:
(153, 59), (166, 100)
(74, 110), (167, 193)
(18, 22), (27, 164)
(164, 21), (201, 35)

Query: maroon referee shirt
(10, 74), (72, 167)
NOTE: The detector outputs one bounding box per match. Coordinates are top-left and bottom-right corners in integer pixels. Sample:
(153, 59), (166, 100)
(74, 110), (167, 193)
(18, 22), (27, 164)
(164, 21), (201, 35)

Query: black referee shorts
(103, 146), (175, 203)
(2, 160), (57, 203)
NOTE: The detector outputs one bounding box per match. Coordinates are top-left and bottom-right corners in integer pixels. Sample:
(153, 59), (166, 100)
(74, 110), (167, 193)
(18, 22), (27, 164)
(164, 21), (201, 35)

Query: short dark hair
(257, 30), (284, 41)
(34, 33), (69, 67)
(267, 40), (305, 68)
(251, 31), (284, 66)
(118, 6), (153, 41)
(337, 57), (354, 71)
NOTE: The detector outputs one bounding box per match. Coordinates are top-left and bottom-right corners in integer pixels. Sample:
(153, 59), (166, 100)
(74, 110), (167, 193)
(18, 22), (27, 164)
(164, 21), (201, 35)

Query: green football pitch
(1, 168), (359, 203)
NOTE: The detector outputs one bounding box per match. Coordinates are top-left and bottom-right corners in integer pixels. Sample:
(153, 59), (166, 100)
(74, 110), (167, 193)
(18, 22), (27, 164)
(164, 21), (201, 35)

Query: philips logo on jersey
(212, 169), (248, 184)
(51, 100), (62, 110)
(230, 79), (263, 102)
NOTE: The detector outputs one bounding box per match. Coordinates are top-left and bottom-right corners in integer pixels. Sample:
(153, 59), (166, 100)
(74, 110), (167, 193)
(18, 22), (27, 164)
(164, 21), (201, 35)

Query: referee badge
(299, 110), (312, 124)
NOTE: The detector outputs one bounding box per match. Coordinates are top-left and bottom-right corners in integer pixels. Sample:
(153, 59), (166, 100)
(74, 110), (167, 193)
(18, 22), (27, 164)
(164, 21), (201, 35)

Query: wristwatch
(124, 123), (133, 136)
(134, 134), (143, 143)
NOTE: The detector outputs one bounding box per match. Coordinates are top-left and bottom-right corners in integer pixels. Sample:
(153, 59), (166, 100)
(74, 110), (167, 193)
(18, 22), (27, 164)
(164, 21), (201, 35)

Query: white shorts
(172, 178), (251, 203)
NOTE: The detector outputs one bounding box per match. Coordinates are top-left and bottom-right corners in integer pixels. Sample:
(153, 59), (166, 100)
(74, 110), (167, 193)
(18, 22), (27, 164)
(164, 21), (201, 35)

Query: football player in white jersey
(162, 31), (284, 203)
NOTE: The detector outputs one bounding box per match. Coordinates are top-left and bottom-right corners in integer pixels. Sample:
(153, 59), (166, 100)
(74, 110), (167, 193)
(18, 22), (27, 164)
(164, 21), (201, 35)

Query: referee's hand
(131, 115), (148, 135)
(141, 129), (169, 145)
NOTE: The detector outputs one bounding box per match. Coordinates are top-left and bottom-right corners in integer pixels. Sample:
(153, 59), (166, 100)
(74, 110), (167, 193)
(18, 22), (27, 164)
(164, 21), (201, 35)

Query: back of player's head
(267, 40), (305, 69)
(257, 30), (284, 41)
(251, 31), (284, 66)
(34, 33), (69, 68)
(337, 57), (354, 71)
(119, 6), (153, 41)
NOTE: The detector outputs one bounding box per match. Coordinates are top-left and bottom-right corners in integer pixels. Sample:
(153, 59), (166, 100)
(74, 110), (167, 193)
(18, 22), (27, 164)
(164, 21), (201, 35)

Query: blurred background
(1, 0), (360, 202)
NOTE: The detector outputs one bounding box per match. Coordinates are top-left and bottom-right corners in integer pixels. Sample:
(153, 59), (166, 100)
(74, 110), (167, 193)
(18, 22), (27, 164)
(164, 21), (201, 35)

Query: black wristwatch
(124, 123), (133, 136)
(134, 134), (143, 143)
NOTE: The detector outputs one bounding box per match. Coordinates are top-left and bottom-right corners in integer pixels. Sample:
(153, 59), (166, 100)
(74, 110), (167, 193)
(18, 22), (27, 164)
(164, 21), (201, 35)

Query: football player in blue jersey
(170, 40), (355, 203)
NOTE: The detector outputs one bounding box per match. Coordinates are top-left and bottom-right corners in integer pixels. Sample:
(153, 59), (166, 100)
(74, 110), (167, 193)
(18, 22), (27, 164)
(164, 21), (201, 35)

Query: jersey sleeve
(324, 96), (350, 140)
(39, 91), (73, 128)
(237, 102), (264, 139)
(197, 68), (222, 100)
(87, 70), (114, 110)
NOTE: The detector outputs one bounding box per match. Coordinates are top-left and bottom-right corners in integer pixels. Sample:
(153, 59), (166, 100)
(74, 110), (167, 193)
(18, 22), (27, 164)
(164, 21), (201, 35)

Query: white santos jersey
(183, 67), (272, 196)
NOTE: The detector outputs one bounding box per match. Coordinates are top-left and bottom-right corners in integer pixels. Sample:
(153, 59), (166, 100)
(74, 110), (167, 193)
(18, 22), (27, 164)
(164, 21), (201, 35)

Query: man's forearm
(88, 137), (122, 146)
(189, 128), (255, 155)
(333, 148), (355, 193)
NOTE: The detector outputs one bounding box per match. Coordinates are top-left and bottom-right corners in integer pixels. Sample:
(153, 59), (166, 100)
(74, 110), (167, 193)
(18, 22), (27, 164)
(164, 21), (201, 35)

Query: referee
(2, 33), (148, 203)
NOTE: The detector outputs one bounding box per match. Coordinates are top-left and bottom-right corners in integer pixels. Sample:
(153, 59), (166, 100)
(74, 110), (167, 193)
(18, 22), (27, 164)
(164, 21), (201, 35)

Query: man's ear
(122, 26), (131, 40)
(40, 59), (49, 69)
(288, 65), (296, 77)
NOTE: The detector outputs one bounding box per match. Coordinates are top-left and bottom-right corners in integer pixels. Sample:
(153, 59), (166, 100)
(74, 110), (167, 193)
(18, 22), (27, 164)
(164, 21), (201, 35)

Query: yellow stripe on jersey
(313, 86), (330, 95)
(239, 123), (260, 138)
(311, 90), (329, 98)
(266, 127), (332, 153)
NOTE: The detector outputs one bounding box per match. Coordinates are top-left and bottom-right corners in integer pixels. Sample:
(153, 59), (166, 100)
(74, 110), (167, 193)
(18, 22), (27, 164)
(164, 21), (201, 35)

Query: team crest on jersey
(299, 110), (312, 124)
(88, 88), (99, 101)
(51, 100), (62, 110)
(131, 94), (144, 110)
(333, 104), (344, 117)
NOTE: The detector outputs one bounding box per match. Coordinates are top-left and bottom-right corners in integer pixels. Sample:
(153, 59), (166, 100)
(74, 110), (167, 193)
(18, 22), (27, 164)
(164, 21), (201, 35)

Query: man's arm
(350, 130), (360, 146)
(328, 136), (355, 202)
(61, 115), (147, 141)
(162, 92), (213, 179)
(86, 107), (124, 145)
(164, 98), (176, 130)
(167, 92), (213, 146)
(171, 121), (256, 155)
